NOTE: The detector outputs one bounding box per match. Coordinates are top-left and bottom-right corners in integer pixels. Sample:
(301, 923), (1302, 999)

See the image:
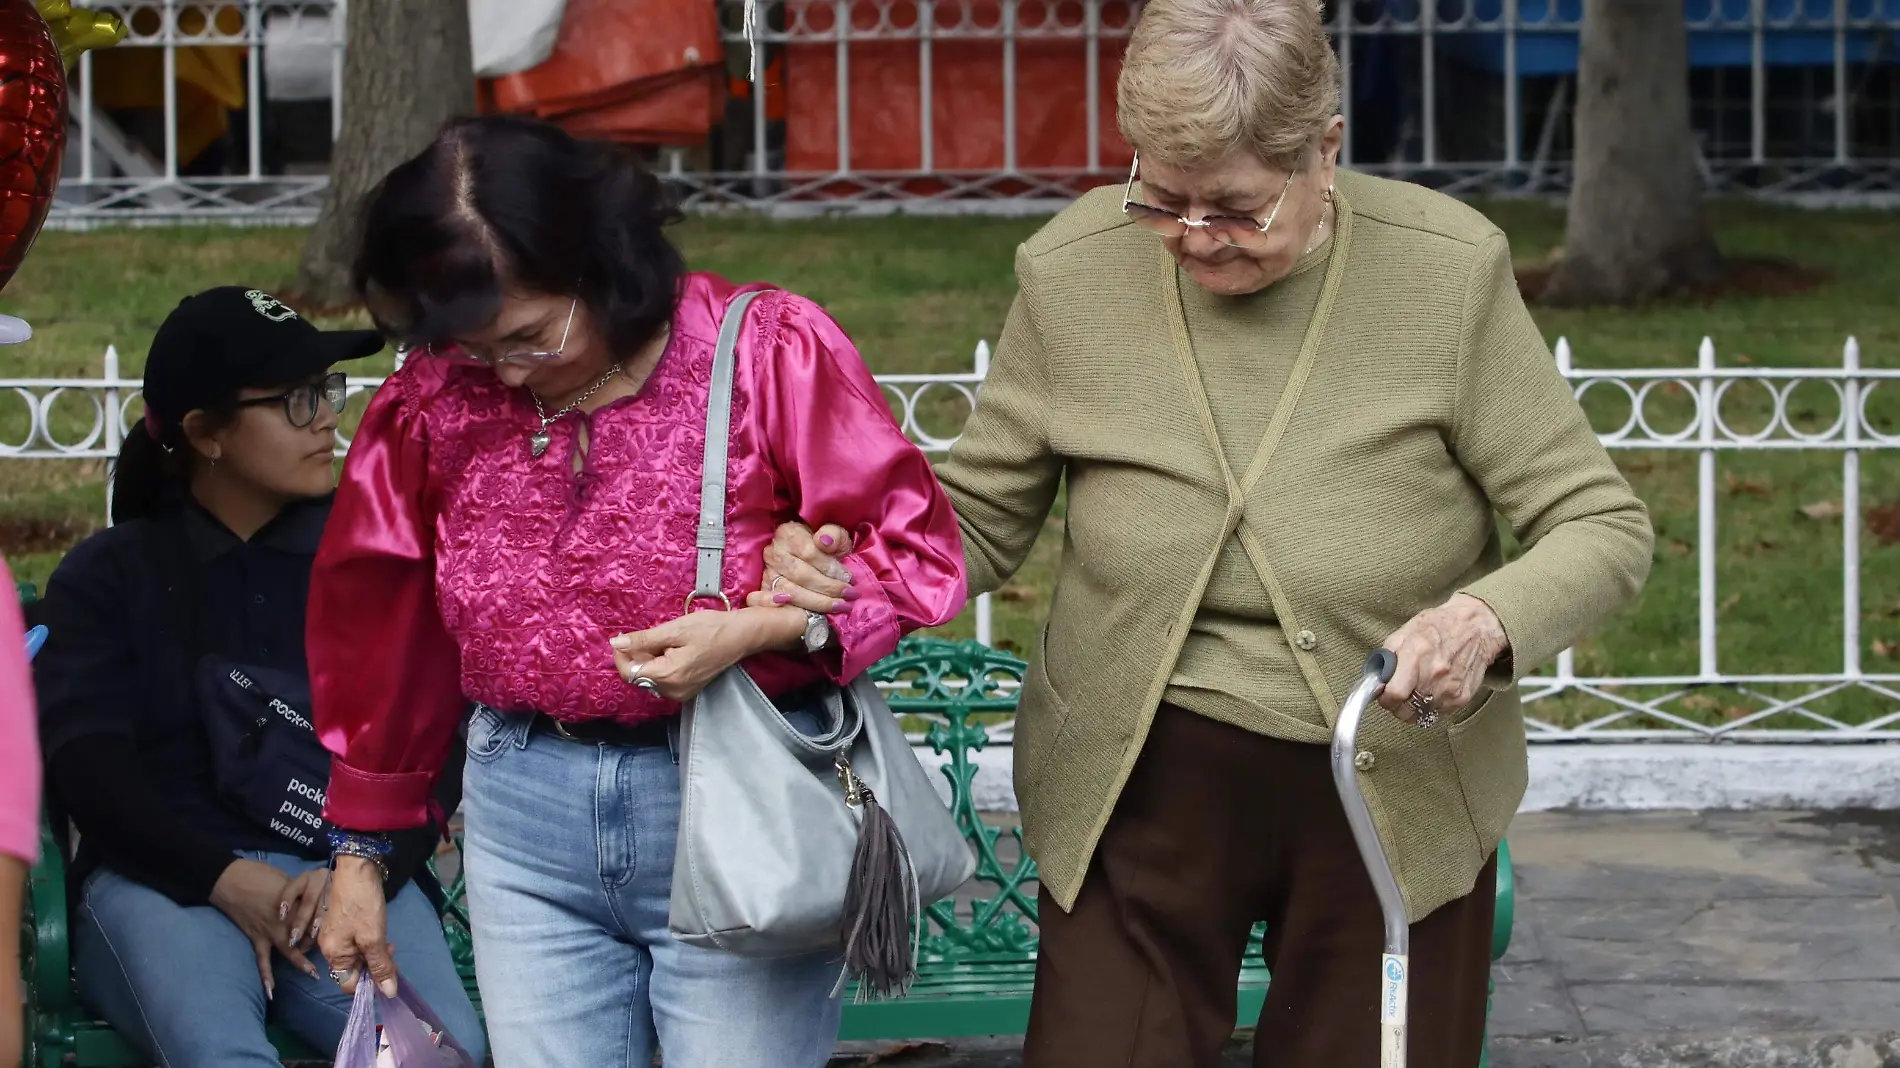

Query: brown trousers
(1023, 704), (1496, 1068)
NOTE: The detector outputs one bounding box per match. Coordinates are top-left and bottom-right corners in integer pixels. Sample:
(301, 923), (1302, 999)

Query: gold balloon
(33, 0), (125, 69)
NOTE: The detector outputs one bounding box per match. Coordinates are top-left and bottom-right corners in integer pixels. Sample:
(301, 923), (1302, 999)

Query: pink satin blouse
(309, 275), (968, 831)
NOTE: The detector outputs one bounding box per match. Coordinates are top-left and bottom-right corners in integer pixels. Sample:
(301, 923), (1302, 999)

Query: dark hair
(351, 115), (686, 358)
(111, 402), (237, 526)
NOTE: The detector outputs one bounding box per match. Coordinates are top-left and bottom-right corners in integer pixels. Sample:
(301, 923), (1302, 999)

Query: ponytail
(111, 421), (186, 525)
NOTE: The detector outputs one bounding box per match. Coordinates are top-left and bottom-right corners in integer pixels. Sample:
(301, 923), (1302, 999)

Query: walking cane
(1330, 649), (1407, 1068)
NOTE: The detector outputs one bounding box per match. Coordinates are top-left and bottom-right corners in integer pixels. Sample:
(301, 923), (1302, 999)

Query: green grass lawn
(6, 201), (1900, 730)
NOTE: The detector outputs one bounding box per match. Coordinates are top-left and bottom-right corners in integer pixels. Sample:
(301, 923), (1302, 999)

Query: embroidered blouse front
(308, 275), (968, 830)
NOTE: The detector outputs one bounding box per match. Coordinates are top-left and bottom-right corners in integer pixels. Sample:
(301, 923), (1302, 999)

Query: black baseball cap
(141, 286), (386, 433)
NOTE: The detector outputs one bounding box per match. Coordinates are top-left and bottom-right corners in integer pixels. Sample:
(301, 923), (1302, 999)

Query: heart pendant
(530, 429), (551, 458)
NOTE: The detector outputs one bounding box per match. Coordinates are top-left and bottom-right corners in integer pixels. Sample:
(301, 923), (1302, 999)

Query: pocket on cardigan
(1446, 688), (1528, 858)
(1012, 624), (1073, 803)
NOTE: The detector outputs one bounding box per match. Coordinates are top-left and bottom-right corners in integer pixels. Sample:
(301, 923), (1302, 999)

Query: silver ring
(1414, 708), (1440, 729)
(328, 969), (352, 984)
(634, 676), (660, 694)
(1409, 691), (1439, 728)
(771, 576), (784, 593)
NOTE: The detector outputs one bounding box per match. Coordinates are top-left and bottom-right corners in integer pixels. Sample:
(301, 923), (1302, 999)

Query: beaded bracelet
(327, 829), (394, 882)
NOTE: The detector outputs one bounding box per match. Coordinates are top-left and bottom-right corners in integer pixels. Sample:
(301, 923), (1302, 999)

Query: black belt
(531, 714), (673, 749)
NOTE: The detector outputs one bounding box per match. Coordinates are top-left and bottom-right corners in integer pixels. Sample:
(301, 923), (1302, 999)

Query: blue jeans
(74, 850), (486, 1068)
(460, 706), (845, 1068)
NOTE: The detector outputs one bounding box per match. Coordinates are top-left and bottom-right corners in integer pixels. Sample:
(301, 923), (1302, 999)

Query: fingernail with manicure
(832, 601), (849, 613)
(278, 902), (289, 921)
(841, 587), (860, 602)
(773, 593), (792, 605)
(266, 981), (275, 1001)
(819, 535), (834, 547)
(380, 978), (399, 998)
(289, 927), (302, 946)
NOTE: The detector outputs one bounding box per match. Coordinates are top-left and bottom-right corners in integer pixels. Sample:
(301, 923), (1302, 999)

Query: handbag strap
(692, 289), (767, 606)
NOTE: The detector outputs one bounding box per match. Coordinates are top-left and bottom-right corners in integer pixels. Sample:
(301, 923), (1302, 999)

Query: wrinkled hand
(745, 521), (857, 615)
(1377, 593), (1510, 723)
(317, 855), (398, 997)
(208, 858), (321, 998)
(612, 608), (799, 702)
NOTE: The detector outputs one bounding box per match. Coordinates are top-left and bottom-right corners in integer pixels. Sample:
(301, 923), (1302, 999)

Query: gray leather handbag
(666, 290), (977, 999)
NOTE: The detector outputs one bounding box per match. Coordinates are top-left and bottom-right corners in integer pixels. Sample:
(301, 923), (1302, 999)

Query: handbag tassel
(836, 762), (922, 1002)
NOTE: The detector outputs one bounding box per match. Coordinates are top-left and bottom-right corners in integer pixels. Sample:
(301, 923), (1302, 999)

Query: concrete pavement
(833, 809), (1900, 1067)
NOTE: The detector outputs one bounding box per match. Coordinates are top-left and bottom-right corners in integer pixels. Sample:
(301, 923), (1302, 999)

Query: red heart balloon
(0, 0), (67, 295)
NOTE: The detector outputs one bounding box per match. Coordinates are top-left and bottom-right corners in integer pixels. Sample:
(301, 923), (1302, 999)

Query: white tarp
(470, 0), (568, 78)
(262, 0), (569, 102)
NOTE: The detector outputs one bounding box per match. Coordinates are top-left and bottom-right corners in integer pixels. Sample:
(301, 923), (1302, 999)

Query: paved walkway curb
(1490, 1033), (1900, 1068)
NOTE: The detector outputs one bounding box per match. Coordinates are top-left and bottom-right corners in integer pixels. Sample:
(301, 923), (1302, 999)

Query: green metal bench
(15, 614), (1514, 1065)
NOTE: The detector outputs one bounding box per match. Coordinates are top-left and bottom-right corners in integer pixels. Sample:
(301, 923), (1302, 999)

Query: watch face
(805, 613), (832, 651)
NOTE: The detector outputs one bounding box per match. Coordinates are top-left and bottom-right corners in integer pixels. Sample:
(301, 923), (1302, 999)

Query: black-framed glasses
(411, 297), (579, 367)
(238, 371), (347, 429)
(1121, 152), (1297, 250)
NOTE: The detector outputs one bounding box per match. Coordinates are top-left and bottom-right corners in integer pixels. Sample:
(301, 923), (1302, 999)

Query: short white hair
(1117, 0), (1341, 171)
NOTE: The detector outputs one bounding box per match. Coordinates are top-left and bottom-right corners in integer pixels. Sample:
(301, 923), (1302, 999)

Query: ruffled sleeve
(754, 294), (968, 681)
(310, 365), (465, 832)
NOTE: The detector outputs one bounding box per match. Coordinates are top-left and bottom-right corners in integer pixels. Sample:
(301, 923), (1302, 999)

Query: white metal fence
(4, 337), (1897, 741)
(46, 0), (1900, 224)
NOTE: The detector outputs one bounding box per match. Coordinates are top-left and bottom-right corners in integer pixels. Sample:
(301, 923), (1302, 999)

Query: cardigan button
(1354, 750), (1376, 772)
(1294, 629), (1318, 651)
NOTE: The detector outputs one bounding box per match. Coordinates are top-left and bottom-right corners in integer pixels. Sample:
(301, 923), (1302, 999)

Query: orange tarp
(481, 0), (724, 145)
(782, 0), (1133, 184)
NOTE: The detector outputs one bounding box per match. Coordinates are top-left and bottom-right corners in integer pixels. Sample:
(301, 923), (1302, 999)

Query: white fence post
(1842, 336), (1862, 679)
(1696, 337), (1720, 681)
(102, 345), (121, 526)
(1552, 337), (1576, 685)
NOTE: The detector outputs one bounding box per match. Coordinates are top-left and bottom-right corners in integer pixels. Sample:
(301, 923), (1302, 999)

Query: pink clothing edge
(0, 556), (42, 864)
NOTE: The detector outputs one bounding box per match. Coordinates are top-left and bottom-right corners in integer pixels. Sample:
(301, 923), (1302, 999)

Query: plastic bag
(334, 978), (478, 1068)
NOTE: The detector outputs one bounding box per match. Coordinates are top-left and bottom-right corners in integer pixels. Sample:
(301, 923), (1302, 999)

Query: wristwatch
(801, 610), (833, 653)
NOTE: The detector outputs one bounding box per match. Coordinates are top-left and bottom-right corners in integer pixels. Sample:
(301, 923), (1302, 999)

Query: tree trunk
(1540, 0), (1722, 306)
(293, 0), (475, 310)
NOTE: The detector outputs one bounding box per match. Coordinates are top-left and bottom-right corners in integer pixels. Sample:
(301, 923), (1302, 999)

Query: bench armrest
(26, 813), (73, 1012)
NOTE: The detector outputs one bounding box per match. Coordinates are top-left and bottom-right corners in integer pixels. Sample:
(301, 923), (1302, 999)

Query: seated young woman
(31, 288), (485, 1067)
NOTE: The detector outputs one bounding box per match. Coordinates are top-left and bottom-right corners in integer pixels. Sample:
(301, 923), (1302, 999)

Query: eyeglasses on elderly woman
(405, 296), (579, 367)
(1120, 152), (1299, 251)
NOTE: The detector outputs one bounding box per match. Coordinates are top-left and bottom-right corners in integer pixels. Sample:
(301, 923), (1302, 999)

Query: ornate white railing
(5, 336), (1897, 740)
(45, 0), (1900, 223)
(1529, 336), (1900, 741)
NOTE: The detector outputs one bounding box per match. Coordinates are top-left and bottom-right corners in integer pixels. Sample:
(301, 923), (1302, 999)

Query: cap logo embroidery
(245, 290), (299, 323)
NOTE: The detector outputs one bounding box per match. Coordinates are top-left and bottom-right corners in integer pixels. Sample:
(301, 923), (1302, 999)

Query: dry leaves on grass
(996, 583), (1039, 603)
(1800, 499), (1845, 521)
(1875, 639), (1900, 661)
(1724, 473), (1770, 497)
(1868, 499), (1900, 545)
(1680, 692), (1754, 720)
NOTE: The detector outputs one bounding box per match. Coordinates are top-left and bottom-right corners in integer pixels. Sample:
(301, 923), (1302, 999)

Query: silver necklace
(529, 363), (624, 458)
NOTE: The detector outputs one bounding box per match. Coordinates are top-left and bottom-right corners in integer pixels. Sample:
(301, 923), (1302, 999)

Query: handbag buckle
(836, 759), (866, 807)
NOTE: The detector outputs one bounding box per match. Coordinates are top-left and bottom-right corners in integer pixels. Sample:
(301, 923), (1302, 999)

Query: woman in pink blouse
(309, 116), (966, 1068)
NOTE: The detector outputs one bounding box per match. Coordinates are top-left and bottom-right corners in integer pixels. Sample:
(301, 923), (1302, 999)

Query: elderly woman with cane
(758, 0), (1653, 1065)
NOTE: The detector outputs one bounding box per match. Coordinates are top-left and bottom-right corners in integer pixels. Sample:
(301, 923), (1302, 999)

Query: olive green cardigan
(934, 171), (1654, 922)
